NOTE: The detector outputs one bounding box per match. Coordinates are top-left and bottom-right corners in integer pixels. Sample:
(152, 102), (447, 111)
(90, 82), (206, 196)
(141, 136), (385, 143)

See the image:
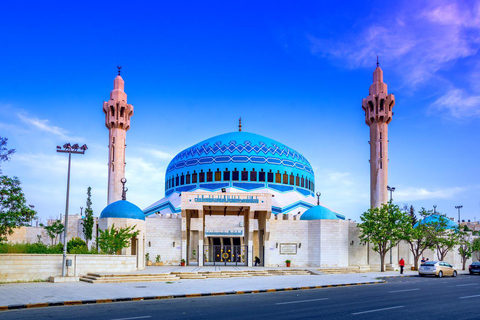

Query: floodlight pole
(386, 186), (396, 265)
(455, 205), (463, 223)
(57, 143), (87, 277)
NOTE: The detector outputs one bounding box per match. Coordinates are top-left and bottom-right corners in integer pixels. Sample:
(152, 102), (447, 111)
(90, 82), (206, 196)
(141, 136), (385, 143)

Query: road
(2, 275), (480, 320)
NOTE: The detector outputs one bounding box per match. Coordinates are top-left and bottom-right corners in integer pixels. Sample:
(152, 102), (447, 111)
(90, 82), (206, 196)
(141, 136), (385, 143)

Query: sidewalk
(0, 269), (454, 311)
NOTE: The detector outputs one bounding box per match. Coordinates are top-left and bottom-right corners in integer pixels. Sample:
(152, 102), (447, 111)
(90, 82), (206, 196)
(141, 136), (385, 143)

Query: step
(87, 273), (171, 278)
(80, 276), (180, 284)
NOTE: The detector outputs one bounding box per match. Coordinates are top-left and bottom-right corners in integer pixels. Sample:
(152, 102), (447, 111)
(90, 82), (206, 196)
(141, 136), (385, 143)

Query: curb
(0, 280), (385, 312)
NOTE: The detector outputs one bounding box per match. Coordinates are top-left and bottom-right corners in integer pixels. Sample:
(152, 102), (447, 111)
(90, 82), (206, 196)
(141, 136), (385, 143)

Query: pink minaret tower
(103, 67), (134, 204)
(362, 58), (395, 208)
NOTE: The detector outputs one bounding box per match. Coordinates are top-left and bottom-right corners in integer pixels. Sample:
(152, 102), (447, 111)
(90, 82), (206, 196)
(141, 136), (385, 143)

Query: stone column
(181, 209), (187, 263)
(198, 209), (204, 267)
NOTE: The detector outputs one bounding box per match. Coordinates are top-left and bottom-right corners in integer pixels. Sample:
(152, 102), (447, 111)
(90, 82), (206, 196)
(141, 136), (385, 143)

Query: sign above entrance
(194, 195), (259, 204)
(205, 230), (243, 236)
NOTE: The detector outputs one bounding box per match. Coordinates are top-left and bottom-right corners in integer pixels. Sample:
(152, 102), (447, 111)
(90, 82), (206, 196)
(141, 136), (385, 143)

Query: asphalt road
(2, 275), (480, 320)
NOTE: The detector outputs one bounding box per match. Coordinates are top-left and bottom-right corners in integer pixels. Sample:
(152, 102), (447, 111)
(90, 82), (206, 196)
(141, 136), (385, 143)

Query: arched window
(207, 169), (213, 182)
(223, 169), (230, 181)
(215, 169), (221, 181)
(199, 170), (205, 183)
(282, 172), (288, 184)
(192, 171), (198, 184)
(259, 169), (266, 182)
(250, 169), (257, 182)
(289, 173), (294, 185)
(180, 174), (185, 185)
(267, 170), (274, 183)
(296, 174), (300, 186)
(301, 176), (305, 188)
(175, 175), (179, 187)
(232, 168), (239, 181)
(241, 168), (248, 181)
(275, 171), (281, 183)
(186, 172), (191, 184)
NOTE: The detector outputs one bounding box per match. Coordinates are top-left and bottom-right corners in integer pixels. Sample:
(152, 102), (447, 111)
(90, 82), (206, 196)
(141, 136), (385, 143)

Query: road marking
(111, 316), (152, 320)
(456, 284), (476, 287)
(389, 288), (420, 293)
(275, 298), (329, 305)
(352, 306), (404, 315)
(460, 294), (480, 299)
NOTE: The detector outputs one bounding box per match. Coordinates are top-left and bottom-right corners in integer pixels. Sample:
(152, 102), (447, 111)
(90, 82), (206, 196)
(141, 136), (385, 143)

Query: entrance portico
(180, 192), (272, 267)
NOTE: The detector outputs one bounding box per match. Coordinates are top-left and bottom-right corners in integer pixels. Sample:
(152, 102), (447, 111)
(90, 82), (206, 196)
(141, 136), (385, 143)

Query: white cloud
(17, 113), (82, 141)
(308, 0), (480, 87)
(142, 149), (174, 161)
(430, 88), (480, 118)
(396, 186), (466, 201)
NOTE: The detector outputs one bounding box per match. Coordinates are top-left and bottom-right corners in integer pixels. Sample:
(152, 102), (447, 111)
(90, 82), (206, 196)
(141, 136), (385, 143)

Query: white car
(418, 261), (457, 278)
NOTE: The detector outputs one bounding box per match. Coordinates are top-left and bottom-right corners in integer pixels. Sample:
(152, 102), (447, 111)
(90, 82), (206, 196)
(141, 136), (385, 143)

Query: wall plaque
(279, 243), (297, 255)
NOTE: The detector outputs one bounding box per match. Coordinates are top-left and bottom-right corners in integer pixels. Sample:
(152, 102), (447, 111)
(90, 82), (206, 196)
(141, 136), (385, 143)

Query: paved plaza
(0, 268), (446, 310)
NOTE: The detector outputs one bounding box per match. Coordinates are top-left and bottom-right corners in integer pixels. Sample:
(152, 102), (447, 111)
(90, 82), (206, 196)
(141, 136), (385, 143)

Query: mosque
(97, 64), (408, 269)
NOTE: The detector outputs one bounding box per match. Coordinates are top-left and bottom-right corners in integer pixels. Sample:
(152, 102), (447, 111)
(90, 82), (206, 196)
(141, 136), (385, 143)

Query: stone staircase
(80, 273), (180, 284)
(80, 268), (317, 283)
(317, 266), (368, 274)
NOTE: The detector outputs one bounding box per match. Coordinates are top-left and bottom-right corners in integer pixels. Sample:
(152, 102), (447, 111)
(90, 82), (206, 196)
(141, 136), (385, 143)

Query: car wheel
(438, 271), (443, 278)
(419, 274), (425, 277)
(453, 271), (457, 277)
(470, 272), (474, 275)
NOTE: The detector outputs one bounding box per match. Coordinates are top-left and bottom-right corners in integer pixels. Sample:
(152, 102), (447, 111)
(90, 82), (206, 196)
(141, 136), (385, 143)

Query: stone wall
(145, 216), (182, 265)
(0, 254), (137, 283)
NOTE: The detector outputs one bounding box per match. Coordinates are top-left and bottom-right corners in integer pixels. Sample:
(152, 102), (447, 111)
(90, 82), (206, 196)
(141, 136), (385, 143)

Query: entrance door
(203, 238), (247, 266)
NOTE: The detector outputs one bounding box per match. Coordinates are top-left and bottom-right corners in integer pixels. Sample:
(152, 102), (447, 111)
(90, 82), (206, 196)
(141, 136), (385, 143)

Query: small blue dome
(414, 214), (457, 229)
(100, 200), (145, 221)
(300, 205), (338, 220)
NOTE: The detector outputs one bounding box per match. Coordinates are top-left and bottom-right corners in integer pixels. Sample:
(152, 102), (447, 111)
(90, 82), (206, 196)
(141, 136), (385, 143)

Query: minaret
(362, 58), (395, 208)
(103, 67), (134, 204)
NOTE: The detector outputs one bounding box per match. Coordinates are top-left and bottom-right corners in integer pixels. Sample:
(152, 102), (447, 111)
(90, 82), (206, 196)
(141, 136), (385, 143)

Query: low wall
(0, 254), (137, 283)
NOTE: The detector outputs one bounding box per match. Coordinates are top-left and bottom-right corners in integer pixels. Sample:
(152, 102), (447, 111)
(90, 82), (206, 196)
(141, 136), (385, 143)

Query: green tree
(402, 208), (437, 270)
(458, 231), (473, 270)
(82, 187), (94, 249)
(359, 202), (411, 272)
(41, 219), (65, 245)
(0, 175), (37, 242)
(472, 238), (480, 261)
(97, 224), (139, 255)
(0, 136), (15, 174)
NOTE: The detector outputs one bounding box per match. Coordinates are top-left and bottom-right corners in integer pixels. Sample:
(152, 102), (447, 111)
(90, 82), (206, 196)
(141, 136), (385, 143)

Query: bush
(67, 237), (86, 253)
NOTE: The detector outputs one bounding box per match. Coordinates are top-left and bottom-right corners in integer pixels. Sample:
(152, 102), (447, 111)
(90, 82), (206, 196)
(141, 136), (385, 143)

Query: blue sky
(1, 0), (479, 223)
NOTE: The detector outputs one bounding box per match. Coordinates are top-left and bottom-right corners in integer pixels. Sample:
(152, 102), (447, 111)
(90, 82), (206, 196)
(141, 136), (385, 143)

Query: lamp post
(316, 192), (321, 206)
(57, 143), (87, 277)
(455, 205), (463, 223)
(386, 185), (395, 265)
(387, 185), (395, 203)
(433, 205), (437, 214)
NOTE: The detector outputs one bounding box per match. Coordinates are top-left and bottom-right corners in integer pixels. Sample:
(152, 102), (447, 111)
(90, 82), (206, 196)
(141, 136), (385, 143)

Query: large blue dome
(100, 200), (145, 221)
(164, 131), (315, 197)
(414, 214), (457, 229)
(300, 205), (338, 220)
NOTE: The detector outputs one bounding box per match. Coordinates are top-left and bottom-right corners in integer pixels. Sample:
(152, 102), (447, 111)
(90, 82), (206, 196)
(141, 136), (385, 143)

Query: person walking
(399, 258), (405, 274)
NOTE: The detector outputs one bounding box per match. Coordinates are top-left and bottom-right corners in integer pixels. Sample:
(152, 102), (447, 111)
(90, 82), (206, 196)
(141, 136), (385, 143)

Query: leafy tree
(402, 209), (438, 270)
(472, 238), (480, 261)
(435, 229), (459, 261)
(67, 237), (86, 253)
(458, 231), (473, 270)
(0, 137), (15, 174)
(359, 202), (411, 272)
(97, 224), (139, 255)
(41, 219), (65, 245)
(82, 187), (94, 249)
(408, 205), (417, 227)
(0, 175), (37, 242)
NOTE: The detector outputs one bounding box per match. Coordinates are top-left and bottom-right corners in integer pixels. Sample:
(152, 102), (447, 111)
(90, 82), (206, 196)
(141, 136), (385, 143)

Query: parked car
(469, 261), (480, 275)
(418, 261), (457, 278)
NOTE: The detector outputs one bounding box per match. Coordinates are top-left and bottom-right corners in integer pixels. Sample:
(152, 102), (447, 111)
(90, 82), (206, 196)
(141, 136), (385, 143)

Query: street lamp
(433, 205), (437, 214)
(386, 185), (396, 265)
(387, 186), (395, 202)
(57, 143), (87, 277)
(455, 205), (463, 223)
(316, 192), (321, 206)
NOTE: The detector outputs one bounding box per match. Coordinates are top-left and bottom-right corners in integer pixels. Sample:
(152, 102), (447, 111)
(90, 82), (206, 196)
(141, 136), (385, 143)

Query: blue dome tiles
(300, 206), (339, 220)
(100, 200), (146, 221)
